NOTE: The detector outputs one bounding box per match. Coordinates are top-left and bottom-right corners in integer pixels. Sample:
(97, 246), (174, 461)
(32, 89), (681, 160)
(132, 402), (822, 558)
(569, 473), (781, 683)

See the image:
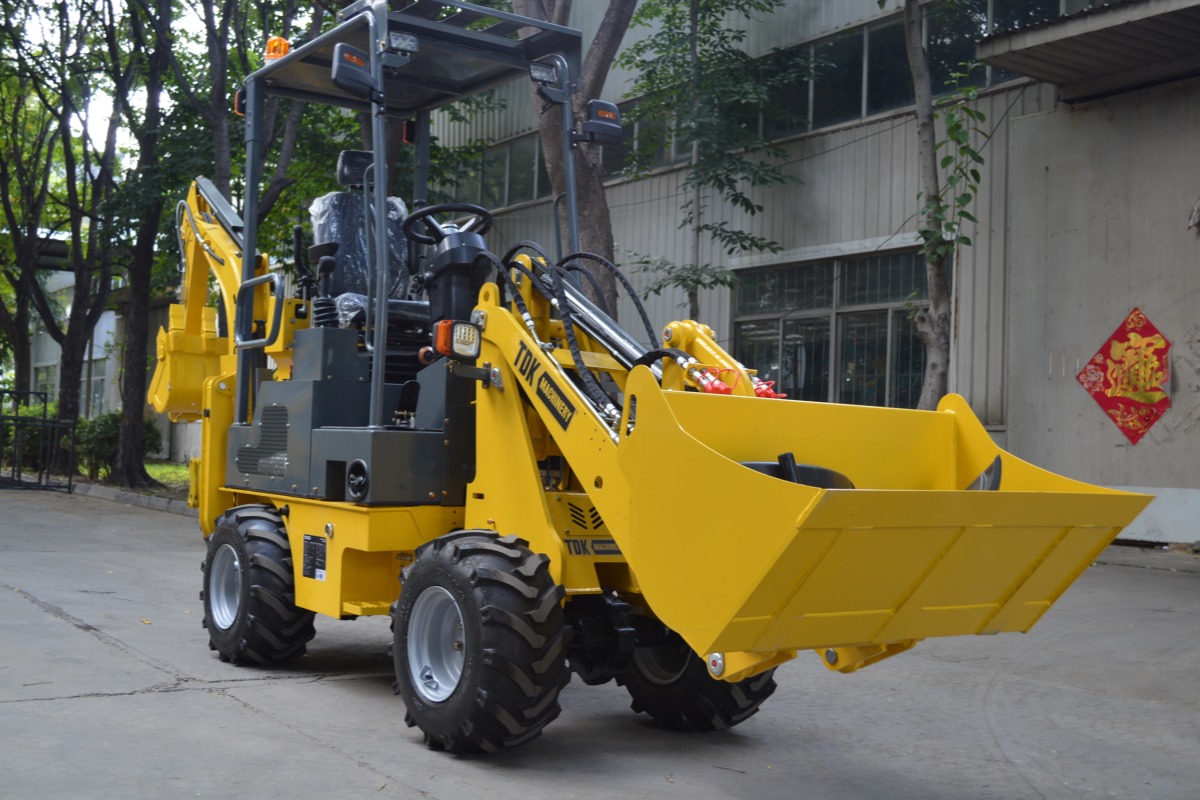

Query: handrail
(234, 272), (286, 351)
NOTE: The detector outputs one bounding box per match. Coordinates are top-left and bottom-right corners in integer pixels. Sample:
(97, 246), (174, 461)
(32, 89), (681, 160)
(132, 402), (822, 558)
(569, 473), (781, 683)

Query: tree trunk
(903, 0), (951, 410)
(111, 0), (171, 489)
(35, 45), (119, 433)
(0, 71), (57, 404)
(206, 0), (233, 198)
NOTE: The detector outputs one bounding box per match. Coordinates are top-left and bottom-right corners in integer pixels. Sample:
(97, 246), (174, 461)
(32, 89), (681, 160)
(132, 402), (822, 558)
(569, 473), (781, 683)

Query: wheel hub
(408, 586), (466, 703)
(209, 543), (242, 631)
(632, 643), (690, 686)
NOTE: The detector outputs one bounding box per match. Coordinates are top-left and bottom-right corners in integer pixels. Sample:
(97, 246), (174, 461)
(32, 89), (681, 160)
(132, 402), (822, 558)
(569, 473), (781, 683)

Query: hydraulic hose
(556, 251), (656, 345)
(547, 259), (622, 426)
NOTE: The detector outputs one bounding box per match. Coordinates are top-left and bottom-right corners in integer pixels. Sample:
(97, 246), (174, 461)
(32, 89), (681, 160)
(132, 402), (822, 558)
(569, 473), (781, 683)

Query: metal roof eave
(977, 0), (1200, 102)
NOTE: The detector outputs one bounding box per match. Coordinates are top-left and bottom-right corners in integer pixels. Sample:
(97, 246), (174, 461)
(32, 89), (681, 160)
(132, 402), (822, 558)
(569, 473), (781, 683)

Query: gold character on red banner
(1076, 307), (1171, 445)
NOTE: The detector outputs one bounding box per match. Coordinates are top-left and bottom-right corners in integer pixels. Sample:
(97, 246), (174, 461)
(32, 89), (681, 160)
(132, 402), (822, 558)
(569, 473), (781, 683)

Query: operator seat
(309, 150), (410, 298)
(309, 150), (431, 384)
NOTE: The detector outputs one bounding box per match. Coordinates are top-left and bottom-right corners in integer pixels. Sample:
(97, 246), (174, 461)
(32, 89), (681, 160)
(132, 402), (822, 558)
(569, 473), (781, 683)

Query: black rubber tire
(201, 505), (315, 665)
(617, 632), (777, 732)
(392, 531), (570, 753)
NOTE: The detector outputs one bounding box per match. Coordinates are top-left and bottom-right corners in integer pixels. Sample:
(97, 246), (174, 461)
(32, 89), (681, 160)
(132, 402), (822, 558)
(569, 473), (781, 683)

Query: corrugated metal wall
(487, 79), (1055, 427)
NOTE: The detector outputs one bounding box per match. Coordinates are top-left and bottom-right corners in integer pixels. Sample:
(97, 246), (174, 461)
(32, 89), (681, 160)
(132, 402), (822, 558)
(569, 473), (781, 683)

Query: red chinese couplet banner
(1076, 308), (1171, 445)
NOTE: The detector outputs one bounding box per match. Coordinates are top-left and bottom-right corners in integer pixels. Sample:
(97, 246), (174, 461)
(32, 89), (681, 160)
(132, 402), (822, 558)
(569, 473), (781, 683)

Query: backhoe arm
(148, 179), (269, 421)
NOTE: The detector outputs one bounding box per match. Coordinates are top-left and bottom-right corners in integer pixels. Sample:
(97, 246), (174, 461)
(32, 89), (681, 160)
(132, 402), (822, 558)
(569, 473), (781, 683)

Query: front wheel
(201, 505), (315, 665)
(617, 629), (777, 731)
(392, 531), (570, 753)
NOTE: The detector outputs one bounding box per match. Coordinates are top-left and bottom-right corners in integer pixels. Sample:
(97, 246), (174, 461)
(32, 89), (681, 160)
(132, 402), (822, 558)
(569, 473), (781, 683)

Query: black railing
(0, 390), (75, 493)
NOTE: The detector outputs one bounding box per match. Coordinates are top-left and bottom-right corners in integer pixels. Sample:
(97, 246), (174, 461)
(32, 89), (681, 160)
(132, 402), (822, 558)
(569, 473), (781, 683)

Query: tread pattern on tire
(617, 639), (777, 732)
(394, 531), (570, 754)
(201, 504), (315, 665)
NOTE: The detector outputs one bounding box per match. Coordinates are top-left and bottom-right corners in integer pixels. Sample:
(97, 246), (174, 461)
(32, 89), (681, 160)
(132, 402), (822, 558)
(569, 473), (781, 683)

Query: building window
(80, 358), (106, 418)
(927, 0), (990, 94)
(811, 30), (864, 128)
(460, 133), (551, 209)
(753, 1), (1066, 142)
(865, 20), (914, 115)
(34, 365), (56, 397)
(991, 0), (1062, 34)
(733, 250), (939, 409)
(764, 64), (810, 141)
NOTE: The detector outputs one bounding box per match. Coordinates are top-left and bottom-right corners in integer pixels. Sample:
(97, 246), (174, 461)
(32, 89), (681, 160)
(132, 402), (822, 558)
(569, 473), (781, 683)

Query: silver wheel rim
(407, 586), (465, 703)
(633, 644), (689, 686)
(209, 543), (242, 631)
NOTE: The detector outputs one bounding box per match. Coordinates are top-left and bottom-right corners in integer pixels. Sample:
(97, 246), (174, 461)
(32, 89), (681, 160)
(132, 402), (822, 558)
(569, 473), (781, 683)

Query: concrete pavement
(1, 489), (1197, 800)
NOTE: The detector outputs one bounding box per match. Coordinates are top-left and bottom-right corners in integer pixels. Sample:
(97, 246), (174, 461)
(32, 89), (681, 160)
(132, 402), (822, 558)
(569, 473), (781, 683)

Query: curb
(73, 481), (198, 518)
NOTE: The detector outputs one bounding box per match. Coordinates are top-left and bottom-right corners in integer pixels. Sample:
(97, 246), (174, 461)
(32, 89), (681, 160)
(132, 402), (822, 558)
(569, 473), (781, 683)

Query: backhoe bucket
(615, 369), (1151, 661)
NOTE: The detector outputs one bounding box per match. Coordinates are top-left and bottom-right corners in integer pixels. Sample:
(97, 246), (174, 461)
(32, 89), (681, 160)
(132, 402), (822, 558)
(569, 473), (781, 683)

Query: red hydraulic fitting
(697, 368), (733, 394)
(753, 379), (786, 398)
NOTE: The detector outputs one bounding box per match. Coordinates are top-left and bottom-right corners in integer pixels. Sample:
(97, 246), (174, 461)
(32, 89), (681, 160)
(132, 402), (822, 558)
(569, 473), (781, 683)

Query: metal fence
(0, 391), (75, 493)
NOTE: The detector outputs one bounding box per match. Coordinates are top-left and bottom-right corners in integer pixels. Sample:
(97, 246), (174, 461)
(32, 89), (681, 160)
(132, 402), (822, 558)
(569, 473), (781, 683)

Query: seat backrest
(309, 191), (409, 298)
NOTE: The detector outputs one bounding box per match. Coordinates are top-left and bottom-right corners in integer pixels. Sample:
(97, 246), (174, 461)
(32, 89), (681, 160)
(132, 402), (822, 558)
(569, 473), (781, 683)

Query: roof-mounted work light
(387, 31), (419, 54)
(529, 61), (558, 85)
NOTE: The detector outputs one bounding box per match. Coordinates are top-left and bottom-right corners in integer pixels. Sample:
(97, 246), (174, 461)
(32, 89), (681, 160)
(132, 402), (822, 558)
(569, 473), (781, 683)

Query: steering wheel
(402, 202), (494, 245)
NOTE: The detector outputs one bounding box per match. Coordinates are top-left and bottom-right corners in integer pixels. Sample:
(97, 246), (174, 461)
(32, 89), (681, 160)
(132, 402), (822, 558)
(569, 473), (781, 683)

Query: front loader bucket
(615, 369), (1151, 663)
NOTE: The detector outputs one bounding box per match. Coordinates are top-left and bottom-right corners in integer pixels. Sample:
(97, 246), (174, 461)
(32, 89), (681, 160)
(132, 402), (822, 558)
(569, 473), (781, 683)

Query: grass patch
(146, 461), (191, 495)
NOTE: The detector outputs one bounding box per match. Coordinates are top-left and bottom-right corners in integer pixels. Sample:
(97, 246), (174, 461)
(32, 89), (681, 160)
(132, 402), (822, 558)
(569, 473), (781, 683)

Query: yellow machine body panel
(282, 500), (461, 619)
(195, 363), (237, 535)
(210, 491), (462, 620)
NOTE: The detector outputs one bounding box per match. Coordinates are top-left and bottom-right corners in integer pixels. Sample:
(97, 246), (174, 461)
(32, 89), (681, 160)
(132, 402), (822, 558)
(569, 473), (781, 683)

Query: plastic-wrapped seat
(309, 190), (409, 298)
(309, 151), (431, 384)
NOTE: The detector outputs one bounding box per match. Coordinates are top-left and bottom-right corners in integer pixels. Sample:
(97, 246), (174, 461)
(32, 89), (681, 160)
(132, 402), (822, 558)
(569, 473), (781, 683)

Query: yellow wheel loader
(149, 0), (1151, 754)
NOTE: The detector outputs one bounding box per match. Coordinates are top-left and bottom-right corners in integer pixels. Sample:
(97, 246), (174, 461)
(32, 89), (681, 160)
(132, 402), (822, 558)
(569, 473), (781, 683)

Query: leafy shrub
(77, 411), (164, 481)
(0, 400), (61, 472)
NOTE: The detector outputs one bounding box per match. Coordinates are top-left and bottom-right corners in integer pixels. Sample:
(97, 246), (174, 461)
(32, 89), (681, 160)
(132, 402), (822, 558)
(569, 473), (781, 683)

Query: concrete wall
(1005, 75), (1200, 540)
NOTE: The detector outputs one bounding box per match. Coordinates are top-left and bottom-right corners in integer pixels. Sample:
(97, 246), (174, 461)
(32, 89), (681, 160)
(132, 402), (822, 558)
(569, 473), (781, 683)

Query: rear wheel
(392, 531), (570, 753)
(201, 505), (315, 664)
(618, 629), (777, 731)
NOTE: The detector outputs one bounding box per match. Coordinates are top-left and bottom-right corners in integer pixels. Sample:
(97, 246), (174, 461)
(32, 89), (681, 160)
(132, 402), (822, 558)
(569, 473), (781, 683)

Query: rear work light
(434, 320), (481, 360)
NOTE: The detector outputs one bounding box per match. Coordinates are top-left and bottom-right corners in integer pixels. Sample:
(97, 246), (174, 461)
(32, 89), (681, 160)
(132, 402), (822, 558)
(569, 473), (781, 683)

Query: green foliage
(629, 254), (739, 302)
(0, 398), (59, 472)
(255, 103), (362, 259)
(920, 64), (989, 261)
(616, 0), (813, 301)
(76, 411), (163, 481)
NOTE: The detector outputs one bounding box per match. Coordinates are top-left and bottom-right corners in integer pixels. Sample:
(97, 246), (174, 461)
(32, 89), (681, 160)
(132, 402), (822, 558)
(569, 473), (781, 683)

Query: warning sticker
(303, 535), (327, 581)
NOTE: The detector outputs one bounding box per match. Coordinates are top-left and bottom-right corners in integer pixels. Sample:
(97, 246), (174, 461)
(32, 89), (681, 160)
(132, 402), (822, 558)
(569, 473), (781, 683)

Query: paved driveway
(1, 490), (1197, 800)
